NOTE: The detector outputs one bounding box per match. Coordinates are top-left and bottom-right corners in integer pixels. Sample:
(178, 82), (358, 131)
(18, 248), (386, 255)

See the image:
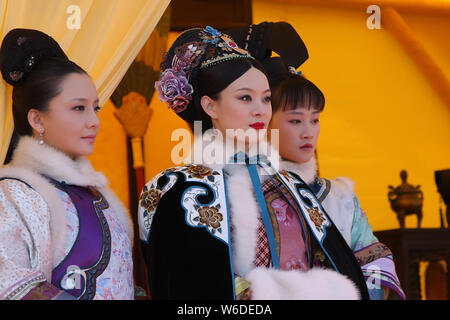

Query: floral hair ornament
(155, 41), (206, 114)
(155, 26), (254, 115)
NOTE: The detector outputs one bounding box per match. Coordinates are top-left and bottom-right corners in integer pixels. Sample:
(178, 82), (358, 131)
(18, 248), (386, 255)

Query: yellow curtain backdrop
(0, 0), (171, 164)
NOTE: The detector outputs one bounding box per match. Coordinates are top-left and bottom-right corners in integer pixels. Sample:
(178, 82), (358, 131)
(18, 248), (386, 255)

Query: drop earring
(39, 131), (44, 145)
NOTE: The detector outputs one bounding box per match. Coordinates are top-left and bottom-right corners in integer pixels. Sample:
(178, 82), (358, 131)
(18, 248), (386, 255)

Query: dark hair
(189, 57), (267, 132)
(0, 29), (87, 164)
(10, 58), (86, 136)
(271, 74), (325, 113)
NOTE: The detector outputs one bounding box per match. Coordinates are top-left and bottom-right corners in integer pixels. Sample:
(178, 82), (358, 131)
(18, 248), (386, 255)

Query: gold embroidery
(140, 188), (162, 212)
(307, 207), (326, 232)
(185, 165), (214, 179)
(198, 206), (223, 229)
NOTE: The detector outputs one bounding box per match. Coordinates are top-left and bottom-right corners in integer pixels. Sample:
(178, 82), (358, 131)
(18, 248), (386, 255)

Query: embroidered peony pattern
(181, 166), (228, 242)
(181, 164), (220, 183)
(139, 167), (186, 243)
(185, 165), (214, 179)
(139, 167), (186, 242)
(307, 207), (326, 233)
(139, 165), (229, 244)
(191, 202), (224, 235)
(197, 206), (223, 229)
(276, 169), (331, 242)
(140, 187), (162, 213)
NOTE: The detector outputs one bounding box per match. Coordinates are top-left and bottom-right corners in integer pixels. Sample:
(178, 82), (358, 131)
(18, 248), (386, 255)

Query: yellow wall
(142, 31), (189, 183)
(90, 2), (450, 233)
(252, 0), (450, 231)
(88, 99), (129, 208)
(89, 32), (186, 210)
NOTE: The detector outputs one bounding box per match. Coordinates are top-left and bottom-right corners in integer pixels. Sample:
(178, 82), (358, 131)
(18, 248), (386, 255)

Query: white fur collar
(7, 136), (134, 246)
(182, 132), (320, 276)
(246, 267), (360, 299)
(10, 136), (108, 188)
(225, 165), (260, 276)
(185, 130), (280, 171)
(182, 131), (277, 275)
(278, 157), (318, 185)
(278, 157), (356, 195)
(225, 160), (320, 276)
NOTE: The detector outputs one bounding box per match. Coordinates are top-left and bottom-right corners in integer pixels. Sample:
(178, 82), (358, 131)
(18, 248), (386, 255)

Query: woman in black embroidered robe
(138, 26), (372, 300)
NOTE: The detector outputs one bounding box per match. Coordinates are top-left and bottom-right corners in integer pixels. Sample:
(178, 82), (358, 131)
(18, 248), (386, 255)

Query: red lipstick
(249, 122), (265, 130)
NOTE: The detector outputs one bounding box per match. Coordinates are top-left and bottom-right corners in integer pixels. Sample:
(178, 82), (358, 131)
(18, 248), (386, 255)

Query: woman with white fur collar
(0, 29), (134, 300)
(266, 57), (405, 300)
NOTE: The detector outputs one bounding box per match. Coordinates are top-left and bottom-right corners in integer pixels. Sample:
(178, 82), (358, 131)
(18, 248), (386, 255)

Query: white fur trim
(2, 136), (133, 262)
(185, 131), (280, 171)
(184, 131), (281, 276)
(225, 165), (260, 276)
(246, 267), (360, 300)
(278, 157), (318, 185)
(11, 136), (108, 188)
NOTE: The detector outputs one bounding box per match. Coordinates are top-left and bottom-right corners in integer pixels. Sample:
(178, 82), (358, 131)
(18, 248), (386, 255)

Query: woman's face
(269, 106), (321, 164)
(35, 73), (100, 158)
(204, 66), (272, 144)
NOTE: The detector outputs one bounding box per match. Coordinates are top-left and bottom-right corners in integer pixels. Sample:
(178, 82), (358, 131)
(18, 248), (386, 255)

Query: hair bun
(157, 26), (254, 122)
(262, 57), (290, 87)
(0, 28), (68, 86)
